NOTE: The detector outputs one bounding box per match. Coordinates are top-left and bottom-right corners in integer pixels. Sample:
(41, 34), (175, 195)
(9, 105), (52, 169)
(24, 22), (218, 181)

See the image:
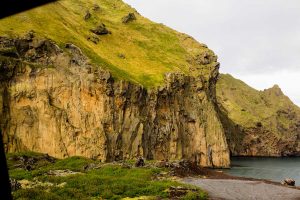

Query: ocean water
(224, 157), (300, 186)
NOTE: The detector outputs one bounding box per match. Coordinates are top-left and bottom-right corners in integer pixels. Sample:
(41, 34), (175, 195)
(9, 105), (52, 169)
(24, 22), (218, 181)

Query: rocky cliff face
(0, 35), (230, 167)
(217, 74), (300, 157)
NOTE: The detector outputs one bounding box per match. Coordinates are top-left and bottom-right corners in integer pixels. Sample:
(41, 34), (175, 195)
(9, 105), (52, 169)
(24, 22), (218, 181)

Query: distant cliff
(217, 74), (300, 156)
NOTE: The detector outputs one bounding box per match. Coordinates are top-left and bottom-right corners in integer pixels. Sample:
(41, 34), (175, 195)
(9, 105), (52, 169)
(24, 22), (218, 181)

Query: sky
(124, 0), (300, 106)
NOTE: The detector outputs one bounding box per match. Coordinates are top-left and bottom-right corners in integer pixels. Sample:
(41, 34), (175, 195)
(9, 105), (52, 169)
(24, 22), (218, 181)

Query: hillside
(217, 74), (300, 156)
(0, 0), (230, 167)
(0, 0), (217, 88)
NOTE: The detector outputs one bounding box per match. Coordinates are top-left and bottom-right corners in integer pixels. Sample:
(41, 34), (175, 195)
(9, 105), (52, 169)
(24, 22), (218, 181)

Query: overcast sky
(124, 0), (300, 106)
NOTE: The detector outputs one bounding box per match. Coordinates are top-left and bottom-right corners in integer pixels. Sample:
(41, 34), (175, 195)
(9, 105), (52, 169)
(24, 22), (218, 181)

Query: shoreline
(198, 168), (300, 190)
(182, 178), (300, 200)
(178, 165), (300, 200)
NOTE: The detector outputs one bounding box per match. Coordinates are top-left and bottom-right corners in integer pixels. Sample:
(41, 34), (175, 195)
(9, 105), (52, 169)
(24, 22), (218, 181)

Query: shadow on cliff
(215, 102), (246, 157)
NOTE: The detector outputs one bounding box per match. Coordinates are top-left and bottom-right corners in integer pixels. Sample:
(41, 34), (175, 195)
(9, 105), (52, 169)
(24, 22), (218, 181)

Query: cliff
(0, 32), (230, 167)
(217, 74), (300, 156)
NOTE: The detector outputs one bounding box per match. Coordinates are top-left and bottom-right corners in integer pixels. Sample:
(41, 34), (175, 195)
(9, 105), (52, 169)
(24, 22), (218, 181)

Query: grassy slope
(0, 0), (214, 88)
(8, 152), (207, 200)
(217, 74), (300, 137)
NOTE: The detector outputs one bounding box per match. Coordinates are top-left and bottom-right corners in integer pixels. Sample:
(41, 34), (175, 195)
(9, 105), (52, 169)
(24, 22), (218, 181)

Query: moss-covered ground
(7, 152), (207, 200)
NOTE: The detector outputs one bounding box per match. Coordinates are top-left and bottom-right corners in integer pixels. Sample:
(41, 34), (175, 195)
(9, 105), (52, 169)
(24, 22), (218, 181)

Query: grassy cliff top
(0, 0), (217, 88)
(217, 74), (300, 136)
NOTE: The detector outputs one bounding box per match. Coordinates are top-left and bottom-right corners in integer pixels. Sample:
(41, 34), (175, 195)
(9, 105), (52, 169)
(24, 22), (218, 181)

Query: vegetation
(0, 0), (214, 88)
(7, 152), (207, 200)
(217, 74), (300, 137)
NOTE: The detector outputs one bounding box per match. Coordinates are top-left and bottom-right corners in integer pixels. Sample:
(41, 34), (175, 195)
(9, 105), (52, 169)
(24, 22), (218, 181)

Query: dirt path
(183, 178), (300, 200)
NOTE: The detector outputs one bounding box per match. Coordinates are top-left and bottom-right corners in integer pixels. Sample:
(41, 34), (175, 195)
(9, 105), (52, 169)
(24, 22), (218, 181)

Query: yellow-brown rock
(0, 36), (230, 168)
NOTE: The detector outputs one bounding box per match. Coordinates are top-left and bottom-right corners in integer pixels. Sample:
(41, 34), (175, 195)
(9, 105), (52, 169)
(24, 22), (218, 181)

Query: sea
(223, 157), (300, 186)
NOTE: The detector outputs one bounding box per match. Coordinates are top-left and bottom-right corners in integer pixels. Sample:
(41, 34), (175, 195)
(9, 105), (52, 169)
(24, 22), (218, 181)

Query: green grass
(7, 153), (207, 200)
(0, 0), (215, 88)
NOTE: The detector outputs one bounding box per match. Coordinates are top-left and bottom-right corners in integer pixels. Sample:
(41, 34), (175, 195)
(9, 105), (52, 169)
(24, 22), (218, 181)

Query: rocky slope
(0, 33), (230, 167)
(0, 0), (231, 168)
(217, 74), (300, 156)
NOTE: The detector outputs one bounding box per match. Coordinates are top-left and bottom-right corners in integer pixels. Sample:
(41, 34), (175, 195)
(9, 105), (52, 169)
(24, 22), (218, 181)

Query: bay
(224, 157), (300, 186)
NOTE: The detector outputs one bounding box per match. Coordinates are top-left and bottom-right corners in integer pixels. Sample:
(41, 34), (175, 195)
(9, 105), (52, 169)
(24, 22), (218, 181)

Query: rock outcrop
(90, 23), (111, 35)
(122, 13), (136, 24)
(0, 36), (230, 168)
(217, 74), (300, 157)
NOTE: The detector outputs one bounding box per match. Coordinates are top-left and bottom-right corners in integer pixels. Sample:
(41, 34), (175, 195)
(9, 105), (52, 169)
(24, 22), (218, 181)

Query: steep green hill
(0, 0), (216, 88)
(217, 74), (300, 156)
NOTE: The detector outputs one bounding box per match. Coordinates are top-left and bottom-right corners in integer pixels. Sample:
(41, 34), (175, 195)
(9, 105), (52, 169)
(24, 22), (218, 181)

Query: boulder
(282, 178), (295, 186)
(84, 10), (91, 20)
(90, 24), (111, 35)
(122, 13), (136, 24)
(135, 157), (145, 167)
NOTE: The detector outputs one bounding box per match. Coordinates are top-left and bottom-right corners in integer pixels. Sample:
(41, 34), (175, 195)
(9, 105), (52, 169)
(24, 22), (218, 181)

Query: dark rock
(90, 24), (111, 35)
(0, 46), (18, 58)
(43, 154), (56, 163)
(14, 39), (30, 55)
(169, 160), (204, 177)
(282, 178), (295, 186)
(256, 122), (263, 127)
(84, 10), (91, 20)
(87, 35), (100, 44)
(135, 157), (145, 167)
(10, 179), (21, 191)
(92, 4), (100, 11)
(122, 13), (136, 24)
(10, 153), (56, 171)
(83, 163), (98, 171)
(118, 53), (126, 59)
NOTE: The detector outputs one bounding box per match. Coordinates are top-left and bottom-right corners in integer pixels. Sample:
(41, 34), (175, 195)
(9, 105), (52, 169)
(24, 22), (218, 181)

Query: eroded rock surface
(0, 35), (230, 168)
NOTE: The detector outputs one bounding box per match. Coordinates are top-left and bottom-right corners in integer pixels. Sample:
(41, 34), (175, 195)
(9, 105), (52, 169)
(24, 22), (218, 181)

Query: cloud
(124, 0), (300, 106)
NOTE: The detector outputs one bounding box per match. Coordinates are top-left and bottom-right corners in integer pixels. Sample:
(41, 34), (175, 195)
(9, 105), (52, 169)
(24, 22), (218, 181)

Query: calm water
(224, 157), (300, 186)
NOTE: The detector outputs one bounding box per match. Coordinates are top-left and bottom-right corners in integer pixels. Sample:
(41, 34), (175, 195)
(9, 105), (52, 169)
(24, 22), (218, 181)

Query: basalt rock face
(217, 74), (300, 157)
(0, 36), (230, 168)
